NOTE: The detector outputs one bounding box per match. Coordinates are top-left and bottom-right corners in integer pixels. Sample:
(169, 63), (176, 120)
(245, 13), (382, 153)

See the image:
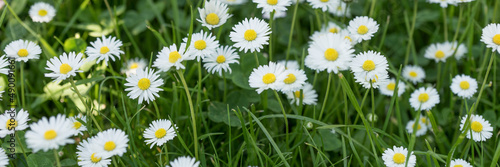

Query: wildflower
(203, 45), (240, 76)
(4, 40), (42, 62)
(229, 18), (271, 53)
(382, 146), (417, 167)
(406, 120), (427, 137)
(93, 128), (129, 157)
(248, 62), (287, 94)
(153, 43), (193, 71)
(144, 119), (177, 148)
(254, 0), (292, 13)
(69, 115), (87, 136)
(450, 159), (472, 167)
(184, 31), (219, 61)
(450, 74), (478, 99)
(347, 16), (379, 43)
(424, 42), (453, 63)
(121, 58), (147, 77)
(77, 139), (112, 167)
(44, 52), (86, 82)
(480, 23), (500, 54)
(350, 50), (389, 88)
(85, 35), (124, 63)
(306, 33), (354, 73)
(402, 65), (425, 84)
(409, 87), (440, 111)
(29, 2), (56, 23)
(124, 68), (164, 104)
(198, 0), (232, 29)
(0, 109), (30, 138)
(280, 69), (307, 92)
(285, 82), (318, 105)
(25, 114), (76, 152)
(379, 78), (406, 97)
(460, 114), (493, 142)
(168, 156), (200, 167)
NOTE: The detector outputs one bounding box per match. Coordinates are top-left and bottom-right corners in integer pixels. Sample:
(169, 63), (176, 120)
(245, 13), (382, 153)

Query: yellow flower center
(412, 123), (422, 130)
(244, 29), (257, 41)
(6, 120), (18, 129)
(262, 73), (276, 84)
(454, 165), (463, 167)
(155, 128), (167, 139)
(104, 141), (116, 151)
(459, 81), (470, 90)
(418, 93), (429, 102)
(90, 153), (102, 163)
(206, 13), (220, 25)
(100, 46), (110, 54)
(324, 48), (339, 61)
(320, 0), (329, 2)
(73, 121), (82, 129)
(329, 27), (338, 34)
(169, 51), (181, 63)
(344, 36), (353, 42)
(362, 60), (376, 71)
(493, 34), (500, 45)
(284, 73), (296, 84)
(267, 0), (278, 5)
(294, 91), (303, 98)
(435, 50), (445, 59)
(421, 118), (427, 124)
(386, 83), (395, 91)
(357, 25), (369, 35)
(471, 121), (483, 132)
(409, 71), (417, 77)
(392, 153), (406, 164)
(44, 130), (57, 140)
(130, 63), (139, 69)
(17, 49), (29, 57)
(59, 63), (72, 74)
(194, 40), (207, 50)
(38, 9), (48, 16)
(216, 55), (226, 64)
(137, 78), (151, 90)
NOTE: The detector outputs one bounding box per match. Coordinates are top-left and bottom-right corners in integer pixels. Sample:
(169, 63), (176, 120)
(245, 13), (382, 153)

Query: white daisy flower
(198, 0), (232, 30)
(450, 74), (478, 99)
(277, 60), (300, 70)
(0, 148), (8, 167)
(450, 159), (472, 167)
(121, 58), (147, 77)
(328, 0), (350, 17)
(305, 33), (354, 73)
(77, 138), (112, 167)
(85, 35), (124, 63)
(69, 115), (87, 136)
(44, 52), (86, 82)
(203, 45), (240, 76)
(424, 42), (453, 63)
(350, 50), (389, 88)
(460, 114), (493, 142)
(450, 42), (467, 60)
(248, 62), (287, 94)
(184, 31), (219, 61)
(0, 56), (10, 75)
(93, 128), (129, 157)
(229, 17), (271, 53)
(480, 23), (500, 54)
(153, 43), (193, 71)
(25, 114), (76, 152)
(29, 2), (56, 23)
(263, 9), (287, 20)
(125, 68), (164, 104)
(280, 69), (307, 92)
(402, 65), (425, 84)
(382, 146), (417, 167)
(347, 16), (379, 43)
(144, 119), (177, 148)
(285, 82), (318, 105)
(0, 109), (30, 138)
(406, 120), (427, 137)
(419, 114), (432, 129)
(379, 78), (406, 97)
(168, 156), (200, 167)
(3, 39), (42, 62)
(219, 0), (248, 5)
(409, 87), (440, 111)
(338, 29), (359, 46)
(428, 0), (457, 8)
(306, 0), (335, 12)
(254, 0), (291, 13)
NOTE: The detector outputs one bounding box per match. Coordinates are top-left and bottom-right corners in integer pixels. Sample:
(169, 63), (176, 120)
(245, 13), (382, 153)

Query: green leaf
(2, 131), (32, 154)
(63, 37), (87, 53)
(483, 110), (498, 127)
(230, 70), (252, 90)
(27, 153), (55, 167)
(313, 129), (342, 151)
(207, 102), (241, 127)
(60, 158), (77, 166)
(266, 99), (281, 113)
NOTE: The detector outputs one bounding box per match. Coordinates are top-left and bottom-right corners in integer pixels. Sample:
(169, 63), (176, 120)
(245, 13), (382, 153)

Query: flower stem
(318, 73), (333, 121)
(442, 7), (448, 41)
(273, 90), (289, 149)
(20, 63), (25, 109)
(69, 76), (102, 131)
(15, 132), (28, 161)
(222, 72), (227, 102)
(54, 149), (61, 167)
(176, 70), (198, 159)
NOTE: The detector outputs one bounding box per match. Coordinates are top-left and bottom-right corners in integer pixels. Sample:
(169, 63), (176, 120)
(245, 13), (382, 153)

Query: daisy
(428, 0), (457, 8)
(0, 109), (30, 138)
(3, 39), (42, 62)
(409, 87), (440, 111)
(328, 0), (350, 17)
(338, 29), (359, 46)
(203, 45), (240, 76)
(347, 16), (379, 43)
(419, 114), (432, 129)
(85, 35), (124, 63)
(44, 52), (86, 82)
(219, 0), (248, 5)
(280, 69), (307, 92)
(25, 114), (76, 152)
(198, 0), (232, 30)
(424, 42), (453, 62)
(229, 17), (271, 53)
(253, 0), (292, 13)
(450, 74), (478, 99)
(321, 22), (342, 35)
(184, 31), (219, 61)
(69, 115), (87, 136)
(0, 56), (10, 75)
(382, 146), (417, 167)
(121, 58), (147, 76)
(29, 2), (56, 23)
(406, 120), (427, 137)
(93, 128), (129, 157)
(153, 43), (193, 71)
(480, 23), (500, 54)
(379, 78), (406, 97)
(306, 0), (335, 12)
(144, 119), (177, 148)
(248, 62), (287, 94)
(460, 114), (493, 142)
(285, 82), (317, 105)
(168, 156), (200, 167)
(77, 139), (112, 167)
(450, 42), (467, 60)
(402, 65), (425, 84)
(450, 159), (472, 167)
(125, 68), (164, 104)
(305, 33), (354, 73)
(0, 148), (8, 167)
(263, 9), (287, 20)
(277, 60), (300, 70)
(350, 50), (389, 88)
